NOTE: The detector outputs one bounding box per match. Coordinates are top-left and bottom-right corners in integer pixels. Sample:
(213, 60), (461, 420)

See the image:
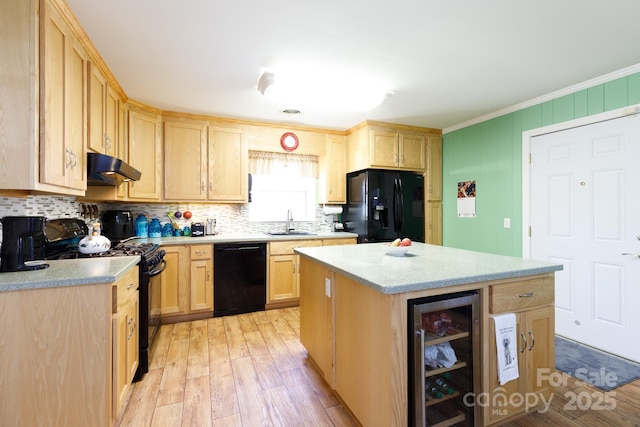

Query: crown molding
(443, 63), (640, 134)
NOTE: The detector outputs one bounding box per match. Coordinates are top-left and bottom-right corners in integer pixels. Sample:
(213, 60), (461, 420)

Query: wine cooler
(409, 291), (480, 426)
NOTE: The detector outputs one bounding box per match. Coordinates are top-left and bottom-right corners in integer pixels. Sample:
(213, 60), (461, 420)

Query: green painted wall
(442, 72), (640, 256)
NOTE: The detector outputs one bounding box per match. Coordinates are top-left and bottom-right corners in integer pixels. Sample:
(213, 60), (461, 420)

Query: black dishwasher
(214, 242), (266, 317)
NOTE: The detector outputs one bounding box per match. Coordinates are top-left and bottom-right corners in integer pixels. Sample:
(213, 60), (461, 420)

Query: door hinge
(528, 153), (532, 164)
(528, 226), (532, 237)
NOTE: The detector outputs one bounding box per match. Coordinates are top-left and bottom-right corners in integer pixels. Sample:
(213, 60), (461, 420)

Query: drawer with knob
(489, 274), (554, 313)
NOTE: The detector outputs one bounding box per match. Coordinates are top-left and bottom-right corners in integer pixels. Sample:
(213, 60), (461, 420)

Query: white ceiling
(65, 0), (640, 132)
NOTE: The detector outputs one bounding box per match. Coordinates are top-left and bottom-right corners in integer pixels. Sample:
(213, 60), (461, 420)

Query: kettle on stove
(78, 222), (111, 254)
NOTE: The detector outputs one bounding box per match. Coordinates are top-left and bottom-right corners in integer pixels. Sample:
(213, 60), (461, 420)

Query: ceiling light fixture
(256, 68), (388, 112)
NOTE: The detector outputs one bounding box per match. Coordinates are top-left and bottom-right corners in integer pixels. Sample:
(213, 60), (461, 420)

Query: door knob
(622, 252), (640, 257)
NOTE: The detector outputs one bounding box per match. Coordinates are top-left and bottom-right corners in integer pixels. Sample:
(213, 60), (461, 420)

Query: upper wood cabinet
(128, 106), (162, 200)
(39, 0), (87, 192)
(162, 119), (248, 202)
(347, 122), (439, 173)
(0, 0), (87, 195)
(369, 130), (424, 170)
(88, 62), (122, 157)
(208, 124), (248, 202)
(163, 119), (208, 201)
(318, 134), (347, 204)
(426, 135), (442, 201)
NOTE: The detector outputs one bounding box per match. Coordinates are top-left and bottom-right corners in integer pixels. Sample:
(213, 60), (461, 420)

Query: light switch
(325, 278), (331, 297)
(503, 218), (511, 229)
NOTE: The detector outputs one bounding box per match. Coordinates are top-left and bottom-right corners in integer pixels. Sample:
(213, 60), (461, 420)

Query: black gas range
(44, 218), (166, 381)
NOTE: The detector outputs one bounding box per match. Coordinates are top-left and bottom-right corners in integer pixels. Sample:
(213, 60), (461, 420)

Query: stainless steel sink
(264, 231), (316, 236)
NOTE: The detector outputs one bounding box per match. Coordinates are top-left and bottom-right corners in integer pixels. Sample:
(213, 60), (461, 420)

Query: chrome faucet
(286, 208), (294, 233)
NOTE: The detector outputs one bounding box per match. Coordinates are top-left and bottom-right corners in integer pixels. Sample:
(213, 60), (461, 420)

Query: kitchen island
(295, 242), (563, 427)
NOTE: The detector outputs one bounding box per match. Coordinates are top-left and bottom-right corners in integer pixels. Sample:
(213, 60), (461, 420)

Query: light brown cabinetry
(425, 201), (442, 245)
(299, 259), (336, 386)
(300, 248), (556, 427)
(485, 277), (555, 425)
(159, 244), (214, 322)
(318, 135), (347, 204)
(269, 240), (322, 304)
(1, 0), (87, 195)
(426, 135), (442, 201)
(425, 134), (442, 245)
(40, 0), (87, 192)
(189, 244), (214, 312)
(370, 129), (425, 170)
(208, 124), (248, 202)
(163, 119), (209, 200)
(268, 238), (356, 307)
(112, 266), (139, 420)
(159, 245), (189, 318)
(128, 106), (162, 200)
(162, 120), (248, 202)
(347, 122), (439, 173)
(88, 62), (122, 156)
(0, 264), (141, 427)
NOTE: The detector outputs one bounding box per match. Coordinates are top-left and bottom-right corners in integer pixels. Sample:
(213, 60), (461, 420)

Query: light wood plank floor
(117, 307), (358, 427)
(118, 308), (640, 427)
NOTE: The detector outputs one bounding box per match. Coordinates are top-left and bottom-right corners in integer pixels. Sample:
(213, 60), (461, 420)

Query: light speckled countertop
(295, 242), (563, 295)
(0, 232), (357, 292)
(0, 256), (140, 292)
(132, 231), (357, 245)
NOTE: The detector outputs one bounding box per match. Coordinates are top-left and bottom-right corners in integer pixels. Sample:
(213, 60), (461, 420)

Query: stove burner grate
(46, 242), (157, 260)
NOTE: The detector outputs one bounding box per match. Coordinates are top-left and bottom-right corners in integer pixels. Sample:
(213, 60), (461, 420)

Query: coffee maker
(0, 216), (49, 272)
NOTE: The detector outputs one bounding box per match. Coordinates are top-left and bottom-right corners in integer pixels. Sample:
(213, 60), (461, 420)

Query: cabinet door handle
(104, 134), (112, 152)
(201, 181), (205, 193)
(518, 292), (534, 298)
(520, 331), (527, 353)
(528, 330), (535, 351)
(127, 283), (135, 289)
(206, 270), (210, 282)
(68, 150), (78, 169)
(209, 182), (213, 192)
(65, 148), (72, 168)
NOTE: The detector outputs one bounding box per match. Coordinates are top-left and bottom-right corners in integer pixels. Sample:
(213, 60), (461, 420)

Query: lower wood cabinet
(484, 277), (555, 425)
(268, 238), (356, 307)
(0, 264), (141, 427)
(112, 267), (139, 419)
(189, 244), (214, 312)
(159, 245), (188, 317)
(159, 244), (213, 322)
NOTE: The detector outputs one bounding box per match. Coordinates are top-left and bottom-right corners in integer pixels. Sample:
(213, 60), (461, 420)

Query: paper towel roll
(322, 205), (343, 215)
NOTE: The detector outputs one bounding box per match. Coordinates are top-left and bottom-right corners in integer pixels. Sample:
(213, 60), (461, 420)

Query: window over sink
(248, 151), (318, 222)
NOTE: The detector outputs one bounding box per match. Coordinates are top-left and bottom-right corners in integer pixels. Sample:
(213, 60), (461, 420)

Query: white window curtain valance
(248, 150), (318, 178)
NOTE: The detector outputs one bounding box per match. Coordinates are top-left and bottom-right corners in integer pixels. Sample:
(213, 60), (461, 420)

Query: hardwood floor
(117, 307), (358, 427)
(118, 308), (640, 427)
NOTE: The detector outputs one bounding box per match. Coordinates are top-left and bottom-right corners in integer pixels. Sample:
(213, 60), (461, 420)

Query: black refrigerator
(342, 169), (425, 243)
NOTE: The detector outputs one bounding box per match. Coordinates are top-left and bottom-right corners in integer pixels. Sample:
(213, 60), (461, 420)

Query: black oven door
(134, 257), (167, 381)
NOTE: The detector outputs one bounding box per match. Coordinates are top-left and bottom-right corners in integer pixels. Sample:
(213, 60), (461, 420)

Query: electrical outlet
(503, 218), (511, 229)
(325, 278), (331, 297)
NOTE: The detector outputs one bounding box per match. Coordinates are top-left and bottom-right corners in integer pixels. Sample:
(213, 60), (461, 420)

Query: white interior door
(530, 114), (640, 363)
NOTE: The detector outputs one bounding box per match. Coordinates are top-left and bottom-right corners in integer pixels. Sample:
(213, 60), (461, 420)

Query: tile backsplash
(0, 195), (333, 242)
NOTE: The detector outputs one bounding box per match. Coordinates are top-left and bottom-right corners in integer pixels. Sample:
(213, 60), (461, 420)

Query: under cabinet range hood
(87, 153), (142, 186)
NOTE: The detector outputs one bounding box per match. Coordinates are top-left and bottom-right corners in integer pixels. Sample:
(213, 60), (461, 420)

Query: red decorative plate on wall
(280, 132), (299, 152)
